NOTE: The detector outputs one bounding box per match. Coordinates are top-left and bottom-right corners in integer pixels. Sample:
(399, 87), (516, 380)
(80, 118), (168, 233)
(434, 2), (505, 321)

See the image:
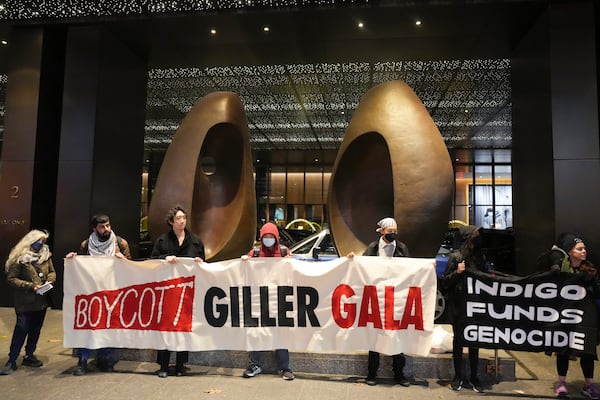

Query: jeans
(249, 349), (291, 371)
(77, 347), (119, 367)
(8, 309), (47, 363)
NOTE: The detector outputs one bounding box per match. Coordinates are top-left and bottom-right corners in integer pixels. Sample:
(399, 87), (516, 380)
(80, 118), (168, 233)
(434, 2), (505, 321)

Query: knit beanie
(556, 232), (584, 253)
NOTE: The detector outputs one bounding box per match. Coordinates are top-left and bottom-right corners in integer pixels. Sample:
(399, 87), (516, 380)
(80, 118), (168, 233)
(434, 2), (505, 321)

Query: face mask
(262, 237), (276, 247)
(384, 233), (396, 242)
(31, 240), (43, 252)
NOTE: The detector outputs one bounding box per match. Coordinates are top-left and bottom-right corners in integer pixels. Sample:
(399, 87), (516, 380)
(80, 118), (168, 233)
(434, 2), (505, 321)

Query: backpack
(536, 248), (565, 271)
(253, 245), (288, 257)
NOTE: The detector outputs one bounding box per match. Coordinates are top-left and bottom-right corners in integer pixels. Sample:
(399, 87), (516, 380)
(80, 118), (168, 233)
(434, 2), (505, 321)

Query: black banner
(455, 270), (598, 356)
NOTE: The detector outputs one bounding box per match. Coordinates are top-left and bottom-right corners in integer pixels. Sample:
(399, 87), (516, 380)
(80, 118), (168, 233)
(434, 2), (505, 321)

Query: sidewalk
(0, 307), (597, 400)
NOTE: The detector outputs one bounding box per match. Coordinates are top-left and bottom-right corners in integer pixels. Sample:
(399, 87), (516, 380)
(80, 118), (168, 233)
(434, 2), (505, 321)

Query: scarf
(87, 231), (116, 256)
(17, 246), (51, 265)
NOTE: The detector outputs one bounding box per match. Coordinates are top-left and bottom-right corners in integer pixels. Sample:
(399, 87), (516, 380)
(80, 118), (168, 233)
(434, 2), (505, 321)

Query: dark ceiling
(0, 1), (549, 152)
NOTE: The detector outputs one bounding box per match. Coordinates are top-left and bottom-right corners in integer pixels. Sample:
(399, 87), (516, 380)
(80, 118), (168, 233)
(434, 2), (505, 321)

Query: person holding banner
(441, 225), (486, 393)
(355, 217), (411, 387)
(545, 233), (600, 399)
(242, 222), (295, 381)
(66, 214), (131, 376)
(151, 205), (205, 378)
(1, 230), (56, 376)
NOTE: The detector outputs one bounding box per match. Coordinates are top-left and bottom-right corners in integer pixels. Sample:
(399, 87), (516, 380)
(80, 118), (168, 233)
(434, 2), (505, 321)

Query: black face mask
(384, 233), (396, 242)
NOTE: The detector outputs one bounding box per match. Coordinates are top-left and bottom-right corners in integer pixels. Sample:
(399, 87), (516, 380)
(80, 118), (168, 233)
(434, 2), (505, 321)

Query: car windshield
(292, 237), (319, 254)
(319, 234), (337, 255)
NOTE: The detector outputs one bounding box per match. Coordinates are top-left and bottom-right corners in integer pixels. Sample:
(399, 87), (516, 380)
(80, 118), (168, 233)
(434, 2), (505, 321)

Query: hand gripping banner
(455, 270), (599, 356)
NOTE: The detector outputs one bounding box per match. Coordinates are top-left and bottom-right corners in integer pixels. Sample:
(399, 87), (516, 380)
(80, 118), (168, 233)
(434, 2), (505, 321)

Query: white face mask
(262, 237), (276, 247)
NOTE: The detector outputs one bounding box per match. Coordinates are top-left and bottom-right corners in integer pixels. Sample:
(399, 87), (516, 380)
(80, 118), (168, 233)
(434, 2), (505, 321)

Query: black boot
(73, 359), (87, 376)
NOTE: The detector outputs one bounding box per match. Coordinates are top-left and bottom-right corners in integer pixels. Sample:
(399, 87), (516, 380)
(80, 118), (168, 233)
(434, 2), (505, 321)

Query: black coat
(151, 229), (205, 259)
(441, 249), (487, 324)
(362, 239), (410, 258)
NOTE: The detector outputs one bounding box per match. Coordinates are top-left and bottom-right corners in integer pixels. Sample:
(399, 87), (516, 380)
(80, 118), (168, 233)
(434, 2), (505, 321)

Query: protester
(1, 230), (56, 375)
(441, 225), (486, 393)
(543, 233), (600, 399)
(348, 217), (411, 387)
(242, 222), (294, 381)
(66, 214), (131, 375)
(151, 205), (204, 378)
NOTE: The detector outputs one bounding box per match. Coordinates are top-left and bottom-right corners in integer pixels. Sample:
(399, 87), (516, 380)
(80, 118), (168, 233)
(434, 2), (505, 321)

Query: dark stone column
(512, 1), (600, 273)
(511, 9), (554, 275)
(0, 27), (66, 307)
(53, 26), (147, 305)
(548, 2), (600, 263)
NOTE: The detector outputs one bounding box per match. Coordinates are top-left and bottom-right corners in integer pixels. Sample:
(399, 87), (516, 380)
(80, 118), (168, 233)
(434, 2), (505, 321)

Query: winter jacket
(151, 228), (205, 259)
(6, 257), (56, 313)
(248, 222), (287, 257)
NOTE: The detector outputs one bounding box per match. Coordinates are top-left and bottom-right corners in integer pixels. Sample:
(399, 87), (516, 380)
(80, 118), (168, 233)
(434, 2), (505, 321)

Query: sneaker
(365, 375), (377, 386)
(555, 381), (569, 397)
(582, 383), (600, 400)
(281, 370), (295, 380)
(157, 370), (168, 378)
(0, 361), (17, 375)
(243, 364), (262, 378)
(451, 377), (463, 391)
(395, 375), (411, 387)
(73, 360), (87, 376)
(471, 376), (484, 393)
(22, 355), (43, 368)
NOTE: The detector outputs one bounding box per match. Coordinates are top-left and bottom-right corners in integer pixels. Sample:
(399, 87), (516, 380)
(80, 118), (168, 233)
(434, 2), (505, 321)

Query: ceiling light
(415, 20), (422, 26)
(210, 28), (217, 35)
(263, 26), (270, 32)
(315, 158), (319, 162)
(357, 22), (364, 28)
(0, 40), (7, 45)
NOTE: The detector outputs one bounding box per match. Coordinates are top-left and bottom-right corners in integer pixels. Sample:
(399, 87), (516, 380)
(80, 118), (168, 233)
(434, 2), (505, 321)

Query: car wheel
(434, 289), (446, 322)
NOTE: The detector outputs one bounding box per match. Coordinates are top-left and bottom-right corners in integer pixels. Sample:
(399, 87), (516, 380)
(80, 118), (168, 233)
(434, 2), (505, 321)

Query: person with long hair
(1, 230), (56, 375)
(543, 233), (599, 399)
(441, 225), (487, 393)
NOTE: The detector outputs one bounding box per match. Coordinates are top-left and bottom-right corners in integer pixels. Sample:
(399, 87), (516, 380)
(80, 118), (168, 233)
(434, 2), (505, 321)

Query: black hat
(557, 232), (584, 253)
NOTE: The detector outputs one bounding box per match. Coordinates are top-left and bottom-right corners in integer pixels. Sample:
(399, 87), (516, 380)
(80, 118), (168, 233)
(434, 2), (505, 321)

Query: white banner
(63, 256), (436, 356)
